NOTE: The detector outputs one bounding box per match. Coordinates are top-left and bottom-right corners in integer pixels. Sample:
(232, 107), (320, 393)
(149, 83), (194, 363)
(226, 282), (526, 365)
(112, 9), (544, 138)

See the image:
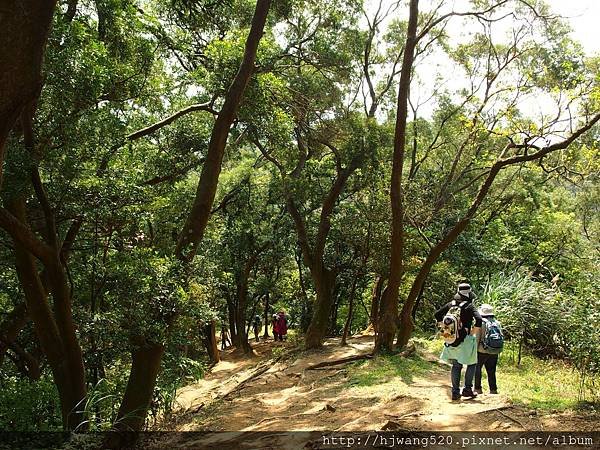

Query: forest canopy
(0, 0), (598, 436)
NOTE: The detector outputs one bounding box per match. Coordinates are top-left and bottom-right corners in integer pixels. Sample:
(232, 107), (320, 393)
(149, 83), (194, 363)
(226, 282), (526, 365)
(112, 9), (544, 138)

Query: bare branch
(417, 0), (511, 41)
(501, 114), (600, 165)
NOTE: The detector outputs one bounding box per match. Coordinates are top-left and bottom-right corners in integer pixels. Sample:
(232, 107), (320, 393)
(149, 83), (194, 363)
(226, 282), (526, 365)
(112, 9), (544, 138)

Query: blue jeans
(450, 359), (476, 395)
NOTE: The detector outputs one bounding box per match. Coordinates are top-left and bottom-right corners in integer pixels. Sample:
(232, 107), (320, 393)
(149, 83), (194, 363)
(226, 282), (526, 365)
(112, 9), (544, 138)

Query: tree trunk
(227, 297), (237, 343)
(234, 272), (252, 354)
(376, 0), (419, 353)
(263, 291), (270, 338)
(341, 276), (358, 346)
(329, 286), (341, 336)
(411, 283), (425, 320)
(305, 268), (335, 349)
(396, 283), (425, 346)
(203, 320), (220, 365)
(14, 247), (87, 429)
(1, 68), (88, 427)
(369, 276), (384, 334)
(9, 199), (86, 430)
(5, 340), (41, 380)
(110, 1), (272, 434)
(396, 171), (505, 349)
(109, 0), (264, 431)
(175, 0), (272, 261)
(296, 251), (311, 333)
(48, 261), (88, 428)
(245, 293), (261, 336)
(113, 338), (165, 432)
(395, 308), (415, 351)
(282, 145), (357, 349)
(0, 0), (57, 184)
(0, 302), (28, 366)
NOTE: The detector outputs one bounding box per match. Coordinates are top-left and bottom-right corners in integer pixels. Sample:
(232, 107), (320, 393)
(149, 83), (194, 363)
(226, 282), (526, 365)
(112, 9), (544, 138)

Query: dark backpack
(482, 317), (504, 353)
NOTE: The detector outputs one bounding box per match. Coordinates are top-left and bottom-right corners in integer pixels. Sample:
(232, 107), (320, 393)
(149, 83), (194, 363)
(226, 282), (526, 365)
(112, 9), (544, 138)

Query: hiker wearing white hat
(475, 303), (504, 395)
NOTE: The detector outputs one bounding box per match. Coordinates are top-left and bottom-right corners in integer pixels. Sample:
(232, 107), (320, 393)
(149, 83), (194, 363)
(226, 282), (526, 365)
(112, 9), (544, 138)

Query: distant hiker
(273, 311), (288, 341)
(277, 311), (288, 341)
(252, 315), (262, 343)
(475, 304), (504, 395)
(220, 323), (231, 350)
(435, 282), (482, 401)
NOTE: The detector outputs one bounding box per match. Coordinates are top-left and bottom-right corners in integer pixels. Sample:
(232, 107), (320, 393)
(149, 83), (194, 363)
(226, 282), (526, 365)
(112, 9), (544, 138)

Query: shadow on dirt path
(151, 335), (599, 449)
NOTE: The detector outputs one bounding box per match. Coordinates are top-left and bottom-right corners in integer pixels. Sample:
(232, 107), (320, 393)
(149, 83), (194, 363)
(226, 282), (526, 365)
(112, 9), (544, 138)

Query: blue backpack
(482, 317), (504, 353)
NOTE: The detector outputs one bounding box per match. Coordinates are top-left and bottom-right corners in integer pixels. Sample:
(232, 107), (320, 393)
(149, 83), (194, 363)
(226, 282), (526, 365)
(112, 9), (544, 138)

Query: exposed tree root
(221, 354), (284, 400)
(496, 408), (528, 430)
(306, 353), (373, 370)
(399, 342), (416, 357)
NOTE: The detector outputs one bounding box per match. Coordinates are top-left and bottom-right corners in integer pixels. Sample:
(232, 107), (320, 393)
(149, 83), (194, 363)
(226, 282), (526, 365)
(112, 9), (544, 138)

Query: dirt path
(152, 335), (598, 449)
(174, 341), (273, 413)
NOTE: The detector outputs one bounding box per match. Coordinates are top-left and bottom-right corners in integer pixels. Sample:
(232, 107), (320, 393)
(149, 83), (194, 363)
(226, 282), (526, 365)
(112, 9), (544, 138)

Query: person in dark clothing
(220, 323), (231, 350)
(252, 315), (262, 343)
(435, 282), (482, 400)
(475, 304), (501, 394)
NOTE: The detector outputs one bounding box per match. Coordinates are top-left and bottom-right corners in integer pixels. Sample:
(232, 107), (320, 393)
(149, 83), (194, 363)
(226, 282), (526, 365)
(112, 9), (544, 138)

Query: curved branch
(0, 207), (54, 266)
(396, 114), (600, 348)
(175, 0), (272, 261)
(127, 101), (217, 141)
(418, 1), (511, 41)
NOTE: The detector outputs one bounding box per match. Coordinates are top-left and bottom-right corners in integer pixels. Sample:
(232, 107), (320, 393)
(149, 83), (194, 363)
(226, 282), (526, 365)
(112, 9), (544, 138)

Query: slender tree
(375, 0), (419, 353)
(112, 0), (272, 433)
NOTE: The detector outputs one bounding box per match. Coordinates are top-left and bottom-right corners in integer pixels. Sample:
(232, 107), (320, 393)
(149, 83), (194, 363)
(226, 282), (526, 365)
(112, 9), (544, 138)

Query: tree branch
(141, 158), (205, 186)
(175, 0), (272, 261)
(97, 101), (217, 175)
(0, 207), (54, 265)
(314, 167), (354, 263)
(418, 1), (511, 41)
(127, 101), (217, 141)
(60, 217), (82, 261)
(500, 114), (600, 166)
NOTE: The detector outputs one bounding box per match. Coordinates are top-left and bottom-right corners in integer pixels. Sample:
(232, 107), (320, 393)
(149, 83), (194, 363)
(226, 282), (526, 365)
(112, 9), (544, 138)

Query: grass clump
(347, 352), (437, 388)
(416, 336), (599, 412)
(496, 348), (595, 411)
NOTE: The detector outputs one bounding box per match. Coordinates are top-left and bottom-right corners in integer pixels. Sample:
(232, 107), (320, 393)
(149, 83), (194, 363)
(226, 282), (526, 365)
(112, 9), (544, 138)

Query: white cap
(478, 304), (494, 316)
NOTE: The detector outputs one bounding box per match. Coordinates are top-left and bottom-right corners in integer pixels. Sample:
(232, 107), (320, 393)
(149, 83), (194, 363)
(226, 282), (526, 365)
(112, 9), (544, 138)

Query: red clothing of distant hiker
(277, 312), (288, 334)
(273, 312), (287, 341)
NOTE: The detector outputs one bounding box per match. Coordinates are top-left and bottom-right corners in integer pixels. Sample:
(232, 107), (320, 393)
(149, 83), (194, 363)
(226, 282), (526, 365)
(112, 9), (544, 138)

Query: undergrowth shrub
(481, 271), (600, 402)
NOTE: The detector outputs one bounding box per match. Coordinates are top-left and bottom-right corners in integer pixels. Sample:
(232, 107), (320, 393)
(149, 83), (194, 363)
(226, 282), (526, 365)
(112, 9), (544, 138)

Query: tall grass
(479, 272), (600, 402)
(415, 336), (599, 410)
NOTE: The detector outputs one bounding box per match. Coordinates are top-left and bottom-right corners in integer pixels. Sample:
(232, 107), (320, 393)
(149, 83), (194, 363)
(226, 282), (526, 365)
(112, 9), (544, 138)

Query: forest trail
(154, 335), (597, 448)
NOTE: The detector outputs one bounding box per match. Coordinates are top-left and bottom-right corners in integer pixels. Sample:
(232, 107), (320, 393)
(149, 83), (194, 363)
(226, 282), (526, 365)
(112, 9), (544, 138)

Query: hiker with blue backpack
(475, 304), (504, 394)
(435, 282), (482, 401)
